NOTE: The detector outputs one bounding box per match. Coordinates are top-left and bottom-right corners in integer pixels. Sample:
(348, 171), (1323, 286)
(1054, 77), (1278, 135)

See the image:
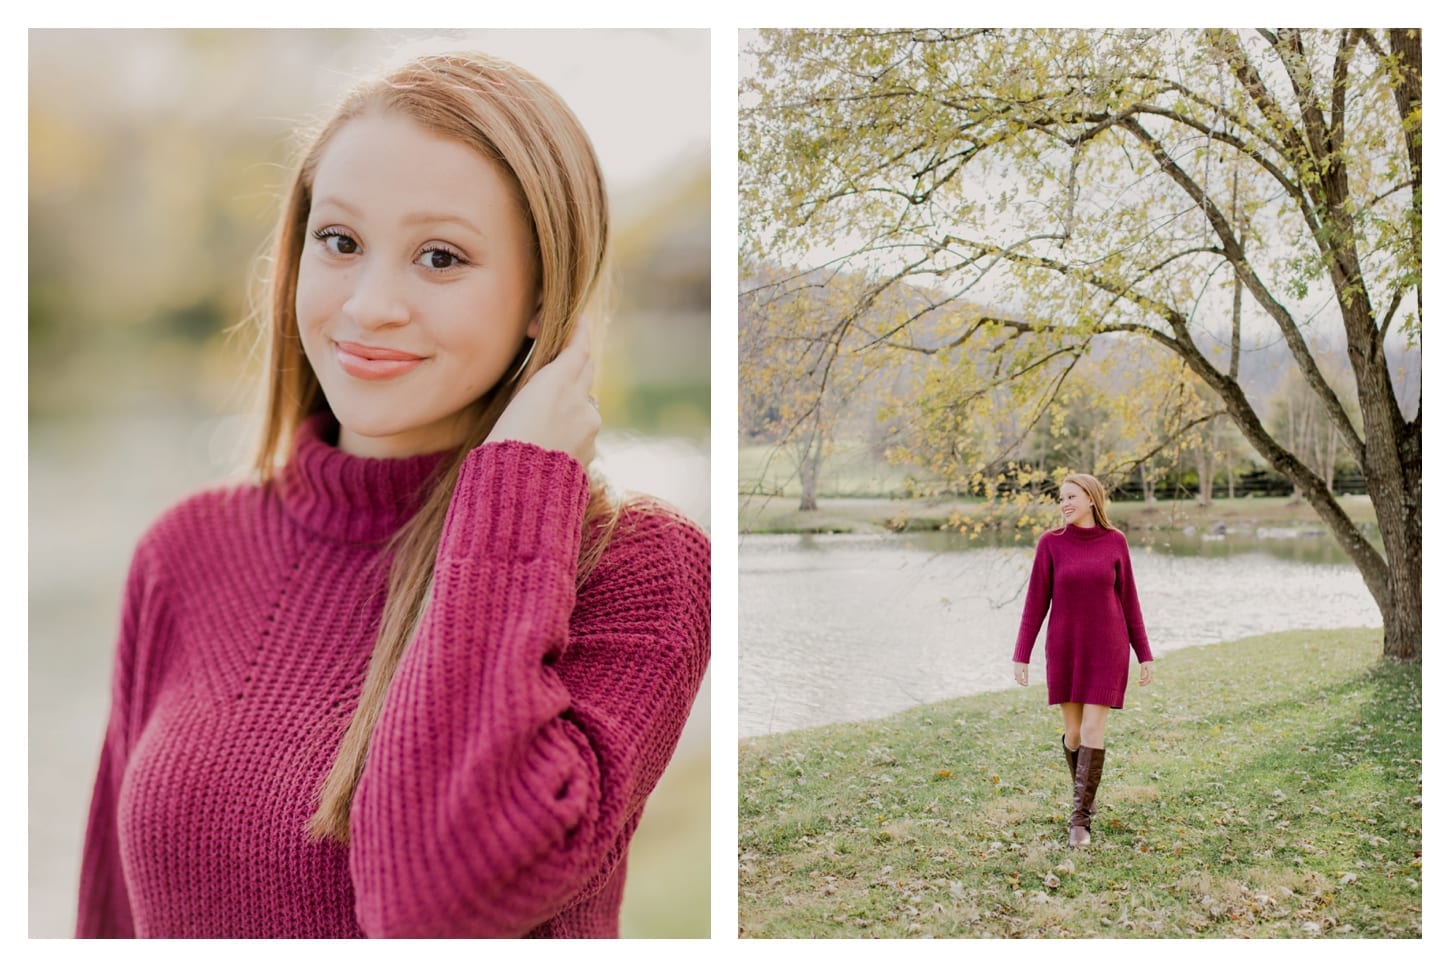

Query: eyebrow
(311, 195), (483, 235)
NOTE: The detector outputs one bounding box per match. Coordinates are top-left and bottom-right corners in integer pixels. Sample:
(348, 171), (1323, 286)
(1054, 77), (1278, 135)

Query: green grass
(739, 628), (1421, 938)
(739, 442), (914, 500)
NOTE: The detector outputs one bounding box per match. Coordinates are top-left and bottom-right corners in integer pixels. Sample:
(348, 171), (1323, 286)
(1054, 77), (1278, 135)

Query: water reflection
(738, 532), (1381, 738)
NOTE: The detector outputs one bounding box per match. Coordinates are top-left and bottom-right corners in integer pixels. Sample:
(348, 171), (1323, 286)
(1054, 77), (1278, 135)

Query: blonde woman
(76, 52), (710, 938)
(1011, 473), (1152, 847)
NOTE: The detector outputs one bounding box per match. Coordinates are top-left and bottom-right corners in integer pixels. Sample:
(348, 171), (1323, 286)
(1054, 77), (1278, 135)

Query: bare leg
(1060, 702), (1083, 750)
(1079, 703), (1109, 749)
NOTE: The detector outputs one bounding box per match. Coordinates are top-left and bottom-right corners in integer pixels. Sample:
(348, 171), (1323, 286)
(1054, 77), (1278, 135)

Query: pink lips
(334, 341), (425, 381)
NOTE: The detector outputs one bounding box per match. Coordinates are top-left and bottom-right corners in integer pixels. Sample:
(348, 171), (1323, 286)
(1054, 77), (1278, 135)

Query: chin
(329, 401), (421, 439)
(328, 397), (453, 449)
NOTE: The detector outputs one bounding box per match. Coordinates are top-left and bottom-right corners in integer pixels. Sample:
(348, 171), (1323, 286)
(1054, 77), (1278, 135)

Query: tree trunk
(797, 430), (821, 512)
(1355, 361), (1421, 661)
(1196, 443), (1213, 507)
(1380, 538), (1421, 662)
(1139, 463), (1157, 505)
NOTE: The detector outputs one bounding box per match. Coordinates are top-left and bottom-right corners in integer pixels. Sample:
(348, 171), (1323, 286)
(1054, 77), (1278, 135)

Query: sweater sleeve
(76, 539), (164, 937)
(1116, 534), (1153, 663)
(1012, 534), (1053, 664)
(348, 441), (711, 938)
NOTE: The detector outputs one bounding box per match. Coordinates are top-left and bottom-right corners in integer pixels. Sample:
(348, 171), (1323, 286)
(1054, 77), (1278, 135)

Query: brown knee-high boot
(1069, 746), (1105, 847)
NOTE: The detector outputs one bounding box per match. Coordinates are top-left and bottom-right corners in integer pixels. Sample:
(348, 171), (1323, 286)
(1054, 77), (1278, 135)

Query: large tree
(741, 28), (1421, 660)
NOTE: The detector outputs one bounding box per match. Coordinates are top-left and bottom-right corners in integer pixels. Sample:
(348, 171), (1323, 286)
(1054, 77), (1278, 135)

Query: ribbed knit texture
(1012, 524), (1151, 709)
(75, 413), (711, 938)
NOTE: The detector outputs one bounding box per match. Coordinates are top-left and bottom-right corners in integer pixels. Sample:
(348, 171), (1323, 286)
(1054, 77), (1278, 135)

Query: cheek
(433, 282), (530, 351)
(294, 259), (337, 335)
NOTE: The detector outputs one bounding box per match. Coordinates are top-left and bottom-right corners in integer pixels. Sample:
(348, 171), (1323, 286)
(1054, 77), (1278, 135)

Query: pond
(738, 530), (1382, 738)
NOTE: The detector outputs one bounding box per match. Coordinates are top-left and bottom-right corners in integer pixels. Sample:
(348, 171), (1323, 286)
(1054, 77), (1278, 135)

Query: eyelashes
(310, 228), (471, 272)
(417, 244), (469, 270)
(313, 227), (359, 256)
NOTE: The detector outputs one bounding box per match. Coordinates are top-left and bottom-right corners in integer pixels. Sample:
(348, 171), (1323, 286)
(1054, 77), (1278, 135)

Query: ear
(525, 310), (541, 340)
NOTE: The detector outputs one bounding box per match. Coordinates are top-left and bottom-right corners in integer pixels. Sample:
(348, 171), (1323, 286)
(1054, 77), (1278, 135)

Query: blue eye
(313, 228), (359, 255)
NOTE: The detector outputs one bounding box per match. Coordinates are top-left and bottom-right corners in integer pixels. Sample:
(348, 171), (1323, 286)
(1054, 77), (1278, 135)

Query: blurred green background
(29, 28), (709, 938)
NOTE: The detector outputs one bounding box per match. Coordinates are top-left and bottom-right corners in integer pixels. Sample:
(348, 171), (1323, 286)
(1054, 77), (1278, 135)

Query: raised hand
(485, 323), (600, 467)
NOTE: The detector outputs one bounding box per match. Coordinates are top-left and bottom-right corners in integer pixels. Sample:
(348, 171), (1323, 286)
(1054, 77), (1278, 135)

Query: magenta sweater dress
(76, 414), (710, 938)
(1012, 524), (1151, 708)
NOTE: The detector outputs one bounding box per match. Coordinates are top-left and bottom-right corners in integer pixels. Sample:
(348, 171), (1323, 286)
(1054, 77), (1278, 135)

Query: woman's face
(1059, 481), (1093, 527)
(296, 111), (539, 458)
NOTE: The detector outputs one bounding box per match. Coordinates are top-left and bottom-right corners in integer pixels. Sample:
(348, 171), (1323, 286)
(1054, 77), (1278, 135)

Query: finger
(544, 322), (590, 376)
(565, 318), (591, 359)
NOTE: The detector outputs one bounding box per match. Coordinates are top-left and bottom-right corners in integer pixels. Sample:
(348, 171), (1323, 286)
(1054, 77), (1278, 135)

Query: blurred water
(738, 532), (1382, 738)
(29, 412), (709, 938)
(596, 431), (710, 525)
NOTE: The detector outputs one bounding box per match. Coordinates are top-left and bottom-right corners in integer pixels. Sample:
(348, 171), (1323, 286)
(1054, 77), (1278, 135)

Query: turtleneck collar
(1060, 521), (1113, 540)
(277, 411), (456, 544)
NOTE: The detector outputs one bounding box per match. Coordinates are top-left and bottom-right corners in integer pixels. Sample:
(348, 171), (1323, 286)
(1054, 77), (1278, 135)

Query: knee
(1063, 725), (1082, 749)
(1078, 706), (1110, 748)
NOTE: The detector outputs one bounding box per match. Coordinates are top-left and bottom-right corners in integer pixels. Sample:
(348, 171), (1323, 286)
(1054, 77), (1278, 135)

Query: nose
(342, 259), (410, 330)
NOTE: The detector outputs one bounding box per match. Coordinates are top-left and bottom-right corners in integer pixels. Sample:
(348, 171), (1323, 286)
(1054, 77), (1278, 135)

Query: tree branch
(1210, 29), (1322, 183)
(1102, 409), (1228, 482)
(1117, 115), (1366, 464)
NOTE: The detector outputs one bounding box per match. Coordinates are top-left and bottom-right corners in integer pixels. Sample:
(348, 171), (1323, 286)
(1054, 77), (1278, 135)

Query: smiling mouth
(334, 341), (426, 381)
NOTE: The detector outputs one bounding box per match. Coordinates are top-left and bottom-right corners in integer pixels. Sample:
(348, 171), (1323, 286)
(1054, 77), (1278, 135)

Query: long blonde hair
(250, 52), (617, 844)
(1057, 472), (1116, 532)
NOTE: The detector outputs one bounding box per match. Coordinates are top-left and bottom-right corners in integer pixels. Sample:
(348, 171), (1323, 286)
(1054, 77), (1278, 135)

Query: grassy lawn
(739, 628), (1420, 938)
(739, 442), (914, 500)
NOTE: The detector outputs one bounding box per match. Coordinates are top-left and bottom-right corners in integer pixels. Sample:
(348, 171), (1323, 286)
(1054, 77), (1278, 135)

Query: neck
(336, 406), (478, 459)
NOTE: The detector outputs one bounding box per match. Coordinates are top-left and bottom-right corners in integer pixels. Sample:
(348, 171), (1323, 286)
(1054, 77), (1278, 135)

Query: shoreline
(740, 624), (1384, 744)
(738, 492), (1378, 536)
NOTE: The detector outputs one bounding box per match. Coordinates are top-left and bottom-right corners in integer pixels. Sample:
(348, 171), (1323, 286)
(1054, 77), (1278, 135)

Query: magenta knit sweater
(76, 414), (710, 938)
(1012, 524), (1151, 709)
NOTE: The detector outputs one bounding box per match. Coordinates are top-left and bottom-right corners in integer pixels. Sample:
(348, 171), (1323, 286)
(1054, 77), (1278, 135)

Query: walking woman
(1011, 474), (1152, 846)
(76, 50), (710, 937)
